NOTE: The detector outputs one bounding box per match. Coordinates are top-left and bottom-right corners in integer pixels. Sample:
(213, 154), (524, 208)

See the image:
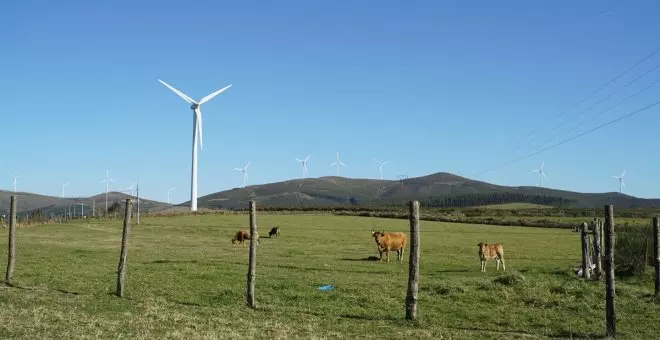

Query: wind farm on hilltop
(4, 3), (660, 338)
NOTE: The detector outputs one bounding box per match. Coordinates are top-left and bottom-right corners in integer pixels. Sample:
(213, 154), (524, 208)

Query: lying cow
(269, 226), (280, 238)
(232, 230), (259, 245)
(371, 230), (407, 262)
(477, 242), (505, 272)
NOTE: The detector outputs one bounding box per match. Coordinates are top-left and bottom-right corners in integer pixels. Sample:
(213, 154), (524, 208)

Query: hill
(0, 190), (172, 217)
(188, 172), (660, 210)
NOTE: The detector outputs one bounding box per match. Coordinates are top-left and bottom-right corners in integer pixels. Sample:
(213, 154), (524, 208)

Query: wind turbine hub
(191, 103), (199, 110)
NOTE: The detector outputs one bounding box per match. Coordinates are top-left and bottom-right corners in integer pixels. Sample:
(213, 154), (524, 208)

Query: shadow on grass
(339, 256), (380, 262)
(269, 263), (390, 275)
(55, 288), (80, 295)
(150, 259), (199, 264)
(339, 313), (398, 321)
(450, 326), (604, 339)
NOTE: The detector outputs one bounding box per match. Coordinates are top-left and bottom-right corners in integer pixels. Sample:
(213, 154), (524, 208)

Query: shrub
(615, 226), (652, 277)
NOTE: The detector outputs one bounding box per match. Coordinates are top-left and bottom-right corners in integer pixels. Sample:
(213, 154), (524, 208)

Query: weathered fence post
(653, 216), (659, 296)
(246, 200), (257, 308)
(604, 205), (616, 337)
(593, 218), (602, 279)
(580, 222), (591, 280)
(5, 196), (17, 286)
(406, 200), (420, 321)
(115, 199), (133, 297)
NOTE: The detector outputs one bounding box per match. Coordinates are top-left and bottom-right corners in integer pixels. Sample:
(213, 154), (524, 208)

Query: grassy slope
(0, 215), (657, 339)
(475, 203), (555, 210)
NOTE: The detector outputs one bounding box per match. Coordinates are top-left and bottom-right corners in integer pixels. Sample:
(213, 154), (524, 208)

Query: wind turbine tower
(100, 170), (114, 212)
(234, 162), (251, 188)
(158, 79), (232, 212)
(374, 159), (392, 180)
(167, 188), (176, 204)
(329, 152), (347, 176)
(62, 182), (69, 198)
(531, 161), (547, 188)
(9, 174), (21, 192)
(612, 170), (626, 194)
(296, 155), (311, 178)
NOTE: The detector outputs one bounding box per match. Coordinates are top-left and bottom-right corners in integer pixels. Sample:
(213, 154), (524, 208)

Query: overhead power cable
(471, 99), (660, 179)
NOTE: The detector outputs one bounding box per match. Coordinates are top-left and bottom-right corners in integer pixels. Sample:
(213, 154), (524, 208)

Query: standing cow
(269, 226), (280, 238)
(371, 230), (408, 262)
(477, 242), (505, 272)
(232, 230), (259, 246)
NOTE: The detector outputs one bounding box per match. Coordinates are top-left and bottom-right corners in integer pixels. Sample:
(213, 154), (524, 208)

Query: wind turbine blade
(234, 168), (243, 171)
(540, 161), (544, 170)
(330, 162), (337, 167)
(621, 180), (626, 188)
(296, 158), (304, 162)
(340, 161), (347, 167)
(195, 108), (203, 150)
(158, 79), (196, 104)
(621, 170), (626, 177)
(199, 84), (232, 105)
(382, 160), (391, 165)
(245, 162), (251, 169)
(542, 172), (548, 180)
(305, 154), (311, 162)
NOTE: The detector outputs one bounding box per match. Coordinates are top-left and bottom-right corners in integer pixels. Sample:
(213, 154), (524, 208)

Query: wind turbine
(531, 161), (547, 188)
(100, 170), (114, 212)
(158, 78), (232, 212)
(612, 170), (626, 194)
(296, 155), (311, 178)
(234, 162), (251, 188)
(329, 152), (347, 176)
(8, 173), (21, 192)
(62, 182), (69, 198)
(167, 188), (176, 204)
(374, 159), (392, 180)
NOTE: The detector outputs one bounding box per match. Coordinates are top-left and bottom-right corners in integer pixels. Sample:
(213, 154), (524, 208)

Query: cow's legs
(496, 258), (500, 271)
(386, 250), (390, 262)
(400, 247), (405, 261)
(481, 259), (487, 272)
(500, 255), (506, 271)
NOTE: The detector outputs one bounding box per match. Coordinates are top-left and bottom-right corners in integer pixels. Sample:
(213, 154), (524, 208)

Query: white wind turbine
(329, 152), (347, 176)
(62, 181), (69, 198)
(234, 162), (251, 188)
(612, 170), (626, 194)
(8, 173), (21, 192)
(296, 155), (311, 178)
(167, 188), (176, 204)
(374, 159), (392, 180)
(531, 161), (547, 188)
(100, 170), (114, 212)
(158, 78), (232, 212)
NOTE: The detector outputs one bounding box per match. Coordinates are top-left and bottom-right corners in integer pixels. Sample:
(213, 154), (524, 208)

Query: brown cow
(477, 242), (505, 272)
(371, 230), (408, 262)
(232, 230), (259, 245)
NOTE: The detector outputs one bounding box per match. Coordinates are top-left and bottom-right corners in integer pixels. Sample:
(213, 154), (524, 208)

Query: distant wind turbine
(234, 162), (251, 188)
(167, 188), (176, 204)
(296, 154), (311, 178)
(62, 182), (69, 198)
(158, 78), (232, 212)
(531, 161), (547, 187)
(8, 173), (21, 192)
(329, 152), (347, 176)
(100, 170), (114, 212)
(374, 159), (391, 180)
(612, 170), (626, 194)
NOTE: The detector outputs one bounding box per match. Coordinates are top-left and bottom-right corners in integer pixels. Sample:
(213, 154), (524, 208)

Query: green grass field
(0, 214), (658, 339)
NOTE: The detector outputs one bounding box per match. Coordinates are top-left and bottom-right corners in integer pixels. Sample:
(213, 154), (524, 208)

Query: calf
(269, 226), (280, 238)
(232, 230), (259, 245)
(371, 230), (408, 262)
(477, 242), (505, 272)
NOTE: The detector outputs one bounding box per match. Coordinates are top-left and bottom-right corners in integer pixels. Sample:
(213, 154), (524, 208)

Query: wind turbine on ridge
(531, 161), (547, 188)
(8, 173), (21, 192)
(612, 170), (626, 194)
(158, 78), (232, 212)
(234, 162), (251, 188)
(100, 170), (114, 212)
(167, 188), (176, 204)
(329, 152), (347, 176)
(374, 159), (392, 180)
(62, 181), (69, 198)
(296, 155), (311, 178)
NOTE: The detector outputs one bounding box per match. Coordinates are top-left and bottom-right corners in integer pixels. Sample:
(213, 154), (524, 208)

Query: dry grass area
(0, 214), (658, 339)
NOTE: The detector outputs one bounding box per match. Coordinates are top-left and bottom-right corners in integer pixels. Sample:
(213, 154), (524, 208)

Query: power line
(471, 99), (660, 178)
(507, 45), (660, 152)
(518, 60), (660, 154)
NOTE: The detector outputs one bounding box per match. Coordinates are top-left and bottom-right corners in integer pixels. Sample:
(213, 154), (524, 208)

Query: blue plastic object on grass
(317, 284), (334, 291)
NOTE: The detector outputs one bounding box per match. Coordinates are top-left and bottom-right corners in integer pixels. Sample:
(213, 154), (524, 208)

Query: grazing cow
(269, 226), (280, 238)
(477, 242), (505, 272)
(371, 230), (408, 262)
(232, 230), (259, 245)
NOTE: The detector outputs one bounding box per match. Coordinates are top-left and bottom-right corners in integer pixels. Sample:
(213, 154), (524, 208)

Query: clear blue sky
(1, 0), (660, 203)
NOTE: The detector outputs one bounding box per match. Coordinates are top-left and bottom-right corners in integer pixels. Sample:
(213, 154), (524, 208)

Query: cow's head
(372, 230), (385, 243)
(477, 242), (487, 253)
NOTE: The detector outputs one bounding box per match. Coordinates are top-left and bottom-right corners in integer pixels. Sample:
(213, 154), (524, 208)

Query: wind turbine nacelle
(191, 103), (199, 110)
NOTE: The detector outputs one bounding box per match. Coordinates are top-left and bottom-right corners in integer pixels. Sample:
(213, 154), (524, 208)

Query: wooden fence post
(653, 216), (659, 296)
(5, 196), (17, 286)
(593, 219), (602, 279)
(116, 199), (133, 297)
(406, 200), (420, 321)
(580, 222), (591, 280)
(604, 205), (616, 337)
(246, 200), (257, 308)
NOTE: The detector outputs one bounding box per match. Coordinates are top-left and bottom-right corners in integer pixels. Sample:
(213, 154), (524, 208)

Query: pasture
(0, 214), (658, 339)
